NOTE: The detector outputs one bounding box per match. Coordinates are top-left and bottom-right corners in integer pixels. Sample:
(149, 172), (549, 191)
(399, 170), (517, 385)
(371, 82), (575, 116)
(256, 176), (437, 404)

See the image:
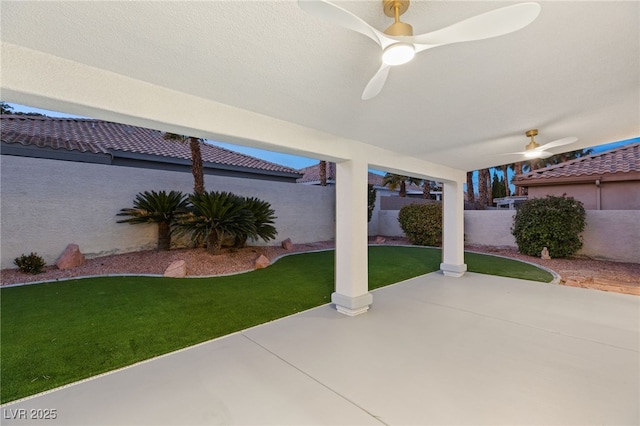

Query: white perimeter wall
(1, 156), (335, 268)
(3, 155), (637, 268)
(374, 208), (640, 263)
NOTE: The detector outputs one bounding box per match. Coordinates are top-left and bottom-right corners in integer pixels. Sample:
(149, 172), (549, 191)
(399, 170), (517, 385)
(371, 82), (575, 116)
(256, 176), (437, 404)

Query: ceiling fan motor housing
(383, 0), (413, 36)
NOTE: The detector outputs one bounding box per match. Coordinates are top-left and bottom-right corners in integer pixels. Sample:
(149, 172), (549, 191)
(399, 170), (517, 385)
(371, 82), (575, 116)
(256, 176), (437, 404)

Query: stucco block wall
(463, 210), (518, 247)
(1, 156), (335, 269)
(578, 210), (640, 263)
(374, 208), (639, 263)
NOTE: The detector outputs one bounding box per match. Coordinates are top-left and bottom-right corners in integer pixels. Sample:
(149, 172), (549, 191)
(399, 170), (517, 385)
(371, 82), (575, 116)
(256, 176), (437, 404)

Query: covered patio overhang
(1, 1), (638, 315)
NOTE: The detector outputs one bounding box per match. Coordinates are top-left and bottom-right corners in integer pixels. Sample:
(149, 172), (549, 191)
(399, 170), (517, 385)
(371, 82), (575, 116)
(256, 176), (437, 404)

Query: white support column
(440, 180), (467, 277)
(332, 159), (372, 316)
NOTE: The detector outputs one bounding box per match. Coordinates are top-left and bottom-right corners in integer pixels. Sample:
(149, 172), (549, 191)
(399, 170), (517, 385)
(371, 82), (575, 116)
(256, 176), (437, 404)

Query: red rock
(255, 254), (270, 269)
(56, 244), (85, 270)
(375, 236), (386, 244)
(164, 260), (186, 278)
(282, 238), (293, 251)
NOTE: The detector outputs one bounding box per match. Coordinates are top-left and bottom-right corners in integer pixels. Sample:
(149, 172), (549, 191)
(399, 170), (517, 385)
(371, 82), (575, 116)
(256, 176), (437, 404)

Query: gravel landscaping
(2, 237), (638, 295)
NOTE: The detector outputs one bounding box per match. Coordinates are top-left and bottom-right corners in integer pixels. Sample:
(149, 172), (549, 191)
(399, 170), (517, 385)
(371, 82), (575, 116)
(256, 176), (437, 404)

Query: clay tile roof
(296, 163), (431, 191)
(297, 162), (337, 183)
(0, 114), (301, 175)
(296, 162), (386, 186)
(514, 142), (640, 183)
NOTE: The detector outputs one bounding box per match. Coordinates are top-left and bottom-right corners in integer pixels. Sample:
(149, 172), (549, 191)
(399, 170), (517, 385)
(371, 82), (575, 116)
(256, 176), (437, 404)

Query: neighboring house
(297, 161), (429, 197)
(513, 143), (640, 210)
(1, 114), (302, 182)
(298, 162), (441, 236)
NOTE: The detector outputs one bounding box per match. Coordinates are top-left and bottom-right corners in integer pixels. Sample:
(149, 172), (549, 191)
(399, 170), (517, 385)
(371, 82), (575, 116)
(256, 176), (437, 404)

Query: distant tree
(0, 102), (46, 116)
(477, 168), (490, 207)
(491, 173), (506, 199)
(466, 171), (475, 203)
(383, 173), (421, 197)
(421, 180), (441, 199)
(1, 102), (13, 114)
(510, 162), (524, 195)
(501, 164), (510, 197)
(117, 190), (189, 251)
(164, 133), (205, 194)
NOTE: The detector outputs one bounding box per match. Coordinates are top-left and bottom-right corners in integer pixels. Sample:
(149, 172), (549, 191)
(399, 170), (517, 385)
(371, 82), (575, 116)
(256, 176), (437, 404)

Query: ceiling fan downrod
(525, 129), (540, 151)
(383, 0), (413, 36)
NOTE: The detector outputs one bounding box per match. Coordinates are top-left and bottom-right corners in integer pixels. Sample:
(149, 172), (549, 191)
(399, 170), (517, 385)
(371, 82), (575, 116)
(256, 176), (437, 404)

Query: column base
(331, 292), (373, 316)
(440, 263), (467, 278)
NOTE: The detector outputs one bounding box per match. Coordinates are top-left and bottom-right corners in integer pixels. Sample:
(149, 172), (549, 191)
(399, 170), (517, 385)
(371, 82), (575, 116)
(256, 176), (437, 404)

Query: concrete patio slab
(2, 272), (638, 425)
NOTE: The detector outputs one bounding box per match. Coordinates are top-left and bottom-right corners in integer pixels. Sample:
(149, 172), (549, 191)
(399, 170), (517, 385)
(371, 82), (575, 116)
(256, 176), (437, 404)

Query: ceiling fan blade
(362, 64), (391, 100)
(410, 2), (541, 47)
(537, 136), (578, 151)
(539, 151), (554, 159)
(298, 0), (386, 47)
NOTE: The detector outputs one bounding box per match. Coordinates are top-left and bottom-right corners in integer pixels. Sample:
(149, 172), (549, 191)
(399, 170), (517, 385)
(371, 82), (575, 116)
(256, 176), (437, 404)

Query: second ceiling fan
(298, 0), (541, 100)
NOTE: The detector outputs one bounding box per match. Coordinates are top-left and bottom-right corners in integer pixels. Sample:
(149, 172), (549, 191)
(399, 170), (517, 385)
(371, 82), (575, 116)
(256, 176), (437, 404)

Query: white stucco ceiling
(1, 1), (638, 173)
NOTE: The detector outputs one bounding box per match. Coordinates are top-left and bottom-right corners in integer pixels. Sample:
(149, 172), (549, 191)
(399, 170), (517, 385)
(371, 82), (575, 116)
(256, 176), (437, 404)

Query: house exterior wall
(1, 155), (335, 269)
(525, 180), (640, 210)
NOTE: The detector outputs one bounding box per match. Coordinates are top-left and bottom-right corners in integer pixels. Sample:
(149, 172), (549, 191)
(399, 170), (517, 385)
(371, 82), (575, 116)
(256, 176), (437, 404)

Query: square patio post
(331, 159), (372, 316)
(440, 180), (467, 277)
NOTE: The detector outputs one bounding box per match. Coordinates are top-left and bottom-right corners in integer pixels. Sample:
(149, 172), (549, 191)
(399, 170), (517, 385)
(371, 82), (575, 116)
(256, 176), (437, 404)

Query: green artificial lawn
(1, 246), (551, 403)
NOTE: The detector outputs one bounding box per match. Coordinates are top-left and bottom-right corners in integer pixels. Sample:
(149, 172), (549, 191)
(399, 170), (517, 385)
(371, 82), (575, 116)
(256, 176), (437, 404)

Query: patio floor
(2, 272), (638, 425)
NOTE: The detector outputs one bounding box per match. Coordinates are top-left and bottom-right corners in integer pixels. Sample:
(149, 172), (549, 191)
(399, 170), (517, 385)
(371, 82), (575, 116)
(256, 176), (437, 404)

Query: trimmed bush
(14, 252), (46, 274)
(511, 195), (586, 258)
(397, 202), (443, 246)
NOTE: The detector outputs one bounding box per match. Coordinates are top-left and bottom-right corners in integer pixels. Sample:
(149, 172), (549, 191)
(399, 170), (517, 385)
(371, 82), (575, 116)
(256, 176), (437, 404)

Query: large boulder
(281, 238), (293, 251)
(164, 260), (187, 278)
(255, 254), (270, 269)
(56, 244), (85, 270)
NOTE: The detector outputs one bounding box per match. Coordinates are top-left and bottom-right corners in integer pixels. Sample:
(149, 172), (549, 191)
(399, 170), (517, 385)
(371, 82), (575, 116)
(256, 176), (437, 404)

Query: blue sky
(4, 103), (639, 175)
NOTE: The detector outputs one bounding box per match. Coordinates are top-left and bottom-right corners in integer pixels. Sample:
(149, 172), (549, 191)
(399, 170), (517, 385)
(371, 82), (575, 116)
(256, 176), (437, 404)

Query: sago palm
(117, 190), (188, 250)
(173, 191), (255, 254)
(233, 197), (277, 248)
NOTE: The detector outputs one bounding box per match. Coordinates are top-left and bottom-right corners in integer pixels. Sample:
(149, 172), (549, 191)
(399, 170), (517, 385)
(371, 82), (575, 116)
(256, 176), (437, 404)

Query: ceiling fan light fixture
(524, 150), (543, 158)
(382, 43), (415, 66)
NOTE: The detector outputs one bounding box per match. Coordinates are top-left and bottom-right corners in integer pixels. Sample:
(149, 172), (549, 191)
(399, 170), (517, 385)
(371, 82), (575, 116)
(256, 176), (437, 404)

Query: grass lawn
(1, 246), (551, 403)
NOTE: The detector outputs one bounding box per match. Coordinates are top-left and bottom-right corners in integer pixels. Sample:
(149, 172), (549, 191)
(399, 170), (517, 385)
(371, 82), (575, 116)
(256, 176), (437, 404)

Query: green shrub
(397, 202), (443, 246)
(511, 195), (586, 258)
(14, 252), (47, 274)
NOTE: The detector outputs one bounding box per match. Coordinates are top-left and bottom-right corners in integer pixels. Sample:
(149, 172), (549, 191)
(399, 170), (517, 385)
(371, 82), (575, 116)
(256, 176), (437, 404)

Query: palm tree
(163, 133), (205, 194)
(173, 191), (256, 254)
(511, 161), (524, 195)
(233, 196), (277, 248)
(319, 160), (328, 186)
(466, 171), (475, 203)
(477, 168), (490, 207)
(383, 173), (421, 197)
(117, 190), (188, 250)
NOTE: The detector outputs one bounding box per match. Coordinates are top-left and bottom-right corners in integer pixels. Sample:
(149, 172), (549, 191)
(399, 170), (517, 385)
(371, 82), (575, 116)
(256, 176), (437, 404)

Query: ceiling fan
(298, 0), (541, 100)
(507, 129), (578, 159)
